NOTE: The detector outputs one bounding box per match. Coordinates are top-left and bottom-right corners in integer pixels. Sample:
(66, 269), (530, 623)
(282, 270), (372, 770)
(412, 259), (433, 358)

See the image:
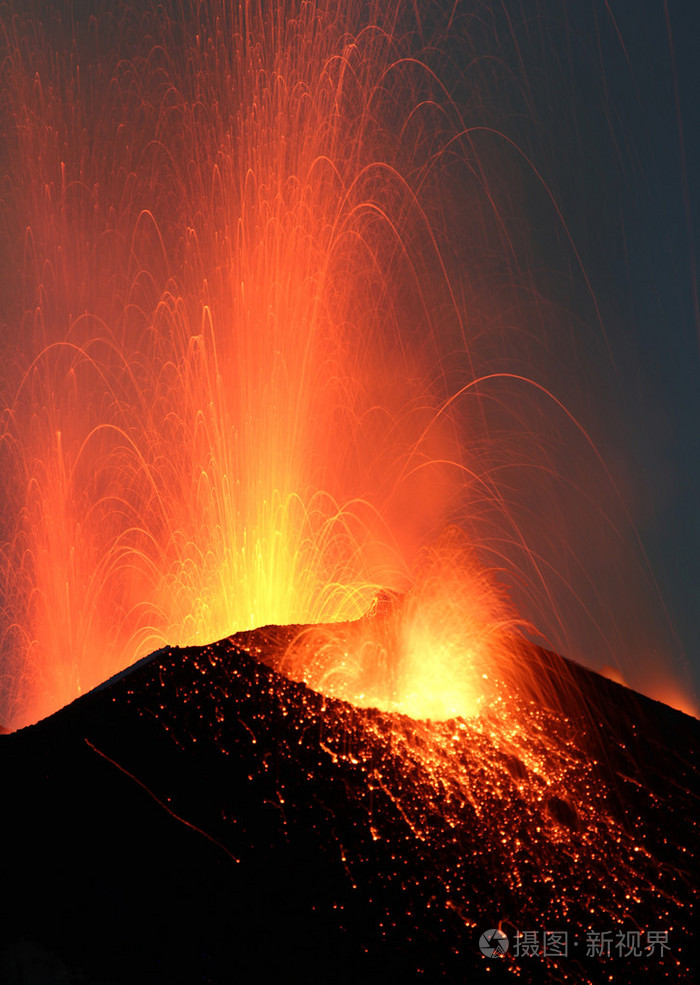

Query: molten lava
(279, 529), (531, 720)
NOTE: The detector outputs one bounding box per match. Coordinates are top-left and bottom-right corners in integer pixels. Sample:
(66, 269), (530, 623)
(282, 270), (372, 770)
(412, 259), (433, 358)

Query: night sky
(548, 2), (699, 703)
(608, 1), (699, 702)
(434, 0), (699, 706)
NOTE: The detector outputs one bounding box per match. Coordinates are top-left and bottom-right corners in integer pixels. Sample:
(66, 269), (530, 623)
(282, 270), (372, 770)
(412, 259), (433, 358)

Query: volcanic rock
(0, 613), (697, 984)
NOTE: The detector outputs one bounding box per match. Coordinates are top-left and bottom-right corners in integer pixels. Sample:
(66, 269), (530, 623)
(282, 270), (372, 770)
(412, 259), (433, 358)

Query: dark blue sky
(428, 0), (699, 705)
(565, 1), (699, 701)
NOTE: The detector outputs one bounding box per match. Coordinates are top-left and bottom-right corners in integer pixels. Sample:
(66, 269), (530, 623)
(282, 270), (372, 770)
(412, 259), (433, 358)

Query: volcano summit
(0, 601), (697, 984)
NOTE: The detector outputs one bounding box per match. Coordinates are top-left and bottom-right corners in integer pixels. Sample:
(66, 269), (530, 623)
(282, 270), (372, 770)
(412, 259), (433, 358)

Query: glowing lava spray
(0, 1), (681, 727)
(0, 1), (487, 725)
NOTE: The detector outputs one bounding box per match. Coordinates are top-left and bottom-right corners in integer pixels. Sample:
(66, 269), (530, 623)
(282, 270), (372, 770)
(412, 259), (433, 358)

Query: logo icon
(479, 928), (509, 957)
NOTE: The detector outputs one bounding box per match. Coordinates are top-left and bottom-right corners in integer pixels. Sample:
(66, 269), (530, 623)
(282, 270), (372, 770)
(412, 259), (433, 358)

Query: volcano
(0, 602), (696, 985)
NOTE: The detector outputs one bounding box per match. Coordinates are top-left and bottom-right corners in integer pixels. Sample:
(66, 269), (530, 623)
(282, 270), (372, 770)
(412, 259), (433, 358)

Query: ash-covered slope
(0, 614), (697, 985)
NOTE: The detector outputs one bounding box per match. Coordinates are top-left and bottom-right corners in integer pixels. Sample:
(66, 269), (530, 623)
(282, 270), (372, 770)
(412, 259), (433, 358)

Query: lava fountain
(279, 528), (534, 720)
(0, 0), (685, 728)
(0, 0), (455, 725)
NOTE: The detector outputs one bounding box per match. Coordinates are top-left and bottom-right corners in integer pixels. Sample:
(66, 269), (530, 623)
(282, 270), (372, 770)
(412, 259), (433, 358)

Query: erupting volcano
(1, 601), (698, 983)
(0, 1), (697, 983)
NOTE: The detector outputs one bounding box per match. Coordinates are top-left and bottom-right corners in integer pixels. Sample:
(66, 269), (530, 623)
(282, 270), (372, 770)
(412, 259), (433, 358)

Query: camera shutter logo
(479, 928), (509, 957)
